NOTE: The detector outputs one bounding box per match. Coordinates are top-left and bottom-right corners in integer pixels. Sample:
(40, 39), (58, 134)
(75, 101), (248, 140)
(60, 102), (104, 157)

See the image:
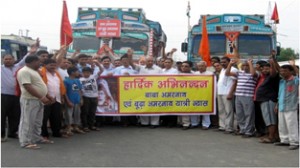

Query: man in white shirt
(113, 53), (138, 126)
(135, 56), (162, 128)
(161, 58), (179, 127)
(114, 54), (137, 76)
(57, 58), (71, 80)
(217, 56), (238, 133)
(179, 61), (194, 130)
(162, 58), (179, 74)
(52, 45), (69, 80)
(40, 59), (67, 138)
(99, 56), (115, 76)
(94, 56), (115, 127)
(193, 61), (214, 130)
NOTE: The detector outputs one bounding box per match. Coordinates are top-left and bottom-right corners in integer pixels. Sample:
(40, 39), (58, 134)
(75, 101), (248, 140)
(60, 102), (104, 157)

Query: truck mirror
(181, 42), (188, 52)
(276, 46), (281, 56)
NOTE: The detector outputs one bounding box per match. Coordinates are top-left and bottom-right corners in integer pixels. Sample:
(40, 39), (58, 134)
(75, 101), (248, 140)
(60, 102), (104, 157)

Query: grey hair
(145, 55), (154, 61)
(197, 61), (207, 66)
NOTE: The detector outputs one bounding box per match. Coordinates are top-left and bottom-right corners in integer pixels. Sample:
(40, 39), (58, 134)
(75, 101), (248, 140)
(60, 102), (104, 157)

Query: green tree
(277, 48), (297, 61)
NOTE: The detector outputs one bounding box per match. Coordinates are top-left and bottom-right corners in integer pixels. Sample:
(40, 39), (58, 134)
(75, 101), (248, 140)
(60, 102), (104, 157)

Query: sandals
(89, 127), (101, 131)
(66, 131), (74, 136)
(73, 127), (85, 134)
(38, 138), (54, 144)
(259, 137), (275, 143)
(233, 131), (244, 136)
(23, 144), (41, 149)
(82, 127), (100, 132)
(83, 127), (90, 132)
(61, 134), (70, 138)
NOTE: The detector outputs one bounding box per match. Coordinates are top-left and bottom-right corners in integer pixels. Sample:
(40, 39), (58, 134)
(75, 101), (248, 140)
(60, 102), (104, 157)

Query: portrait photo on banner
(96, 77), (119, 114)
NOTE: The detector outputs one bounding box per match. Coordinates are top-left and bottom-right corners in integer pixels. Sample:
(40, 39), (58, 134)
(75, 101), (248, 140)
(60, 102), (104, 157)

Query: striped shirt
(235, 71), (257, 97)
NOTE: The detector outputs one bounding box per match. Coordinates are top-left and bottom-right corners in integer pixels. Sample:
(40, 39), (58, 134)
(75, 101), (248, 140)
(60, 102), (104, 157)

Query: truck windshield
(72, 36), (100, 51)
(112, 33), (148, 54)
(238, 35), (272, 56)
(192, 34), (272, 56)
(192, 35), (226, 56)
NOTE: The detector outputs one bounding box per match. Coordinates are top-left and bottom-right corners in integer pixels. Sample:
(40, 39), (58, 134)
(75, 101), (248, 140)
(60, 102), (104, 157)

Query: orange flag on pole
(271, 2), (279, 24)
(60, 0), (73, 46)
(198, 16), (211, 66)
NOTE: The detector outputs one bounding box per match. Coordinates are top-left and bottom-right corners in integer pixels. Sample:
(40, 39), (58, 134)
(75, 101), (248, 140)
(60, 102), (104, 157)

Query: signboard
(96, 19), (121, 38)
(96, 75), (216, 116)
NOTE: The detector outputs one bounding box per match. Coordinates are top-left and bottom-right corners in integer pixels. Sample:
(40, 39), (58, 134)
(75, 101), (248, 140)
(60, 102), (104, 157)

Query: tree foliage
(277, 47), (299, 61)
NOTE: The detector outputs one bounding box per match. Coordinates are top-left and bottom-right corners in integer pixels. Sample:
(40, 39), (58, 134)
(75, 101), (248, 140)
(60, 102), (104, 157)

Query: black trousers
(210, 98), (219, 127)
(1, 94), (20, 137)
(81, 97), (98, 128)
(41, 101), (62, 137)
(161, 116), (177, 127)
(254, 101), (266, 135)
(121, 116), (138, 126)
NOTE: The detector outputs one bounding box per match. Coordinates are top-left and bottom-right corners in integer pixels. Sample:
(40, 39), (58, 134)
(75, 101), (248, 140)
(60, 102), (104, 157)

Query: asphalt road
(1, 126), (299, 167)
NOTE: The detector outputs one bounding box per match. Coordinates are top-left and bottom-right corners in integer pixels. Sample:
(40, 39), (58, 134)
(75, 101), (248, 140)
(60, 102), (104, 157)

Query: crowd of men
(1, 39), (299, 150)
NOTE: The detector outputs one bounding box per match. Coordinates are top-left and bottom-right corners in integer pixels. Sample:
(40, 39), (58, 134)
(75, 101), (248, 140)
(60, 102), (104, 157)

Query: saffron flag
(271, 2), (279, 24)
(60, 0), (73, 46)
(198, 16), (211, 66)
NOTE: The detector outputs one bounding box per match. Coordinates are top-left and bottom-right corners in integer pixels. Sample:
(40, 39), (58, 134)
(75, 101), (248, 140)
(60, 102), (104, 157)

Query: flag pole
(274, 23), (277, 34)
(187, 1), (191, 33)
(266, 1), (272, 25)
